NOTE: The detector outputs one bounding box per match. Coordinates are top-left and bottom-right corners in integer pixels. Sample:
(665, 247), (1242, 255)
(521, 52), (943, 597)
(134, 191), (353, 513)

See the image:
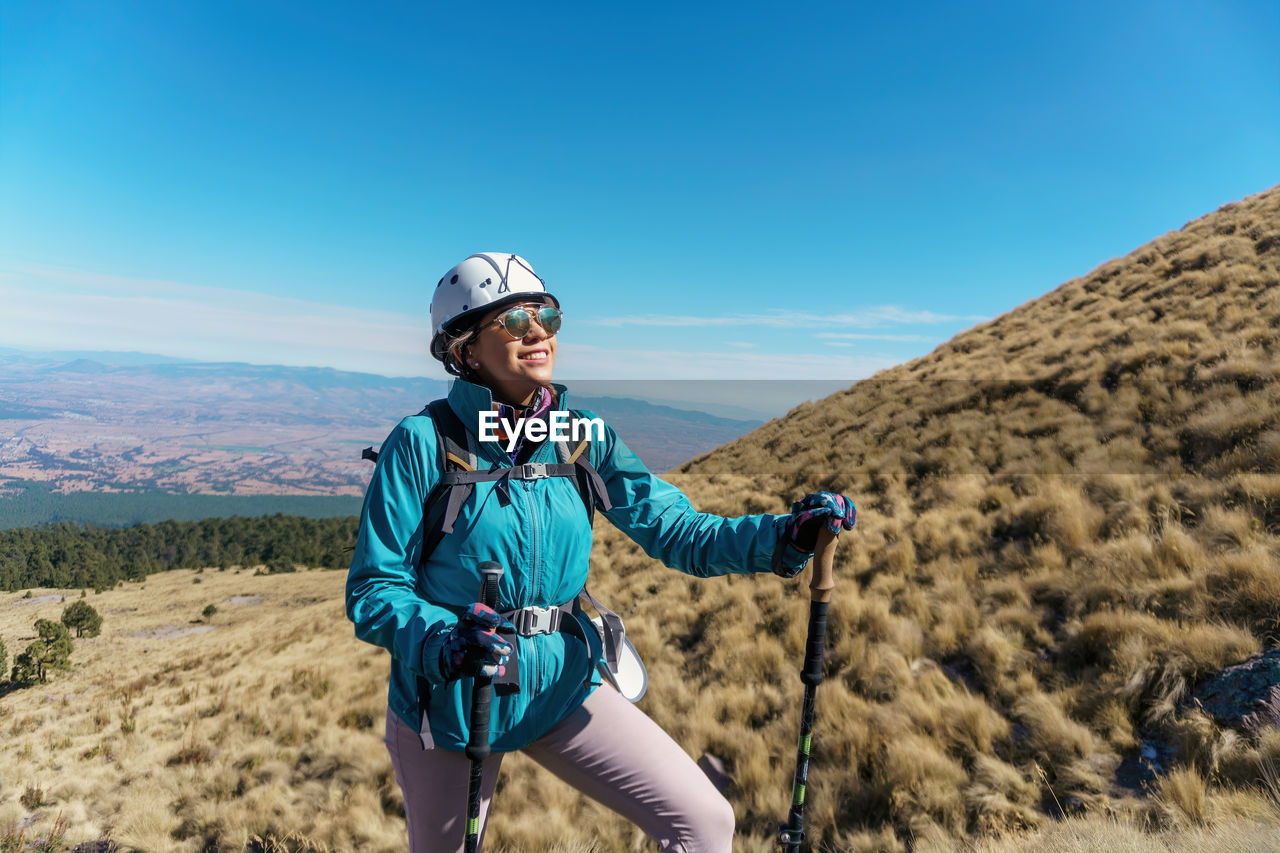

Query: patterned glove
(785, 491), (857, 551)
(439, 603), (514, 681)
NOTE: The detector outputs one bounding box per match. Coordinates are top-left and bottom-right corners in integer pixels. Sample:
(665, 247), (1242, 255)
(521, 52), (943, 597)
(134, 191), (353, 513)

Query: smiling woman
(428, 254), (562, 405)
(345, 251), (856, 852)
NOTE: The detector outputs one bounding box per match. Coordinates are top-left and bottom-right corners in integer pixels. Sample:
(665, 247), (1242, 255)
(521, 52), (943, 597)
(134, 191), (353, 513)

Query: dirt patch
(227, 595), (263, 606)
(128, 625), (216, 640)
(15, 594), (67, 606)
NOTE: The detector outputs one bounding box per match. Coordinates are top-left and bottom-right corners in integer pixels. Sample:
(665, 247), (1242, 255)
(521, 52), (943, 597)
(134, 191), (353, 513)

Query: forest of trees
(0, 515), (357, 591)
(0, 482), (363, 529)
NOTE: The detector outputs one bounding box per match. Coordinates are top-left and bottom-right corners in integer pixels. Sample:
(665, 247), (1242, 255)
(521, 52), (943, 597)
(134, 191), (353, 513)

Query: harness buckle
(512, 605), (557, 635)
(520, 462), (549, 479)
(529, 606), (556, 634)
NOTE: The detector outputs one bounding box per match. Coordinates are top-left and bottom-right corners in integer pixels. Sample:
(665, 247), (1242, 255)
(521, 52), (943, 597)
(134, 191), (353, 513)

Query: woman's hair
(439, 324), (480, 380)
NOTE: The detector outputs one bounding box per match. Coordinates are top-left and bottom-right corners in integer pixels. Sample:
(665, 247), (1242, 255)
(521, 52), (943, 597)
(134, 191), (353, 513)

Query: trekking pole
(464, 561), (504, 853)
(778, 527), (840, 853)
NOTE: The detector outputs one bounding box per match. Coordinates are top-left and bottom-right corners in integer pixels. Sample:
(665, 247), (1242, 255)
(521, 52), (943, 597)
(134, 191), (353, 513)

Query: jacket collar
(446, 378), (570, 440)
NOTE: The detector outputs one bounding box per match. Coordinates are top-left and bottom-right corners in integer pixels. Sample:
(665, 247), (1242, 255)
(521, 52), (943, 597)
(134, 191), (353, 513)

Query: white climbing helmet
(429, 252), (559, 362)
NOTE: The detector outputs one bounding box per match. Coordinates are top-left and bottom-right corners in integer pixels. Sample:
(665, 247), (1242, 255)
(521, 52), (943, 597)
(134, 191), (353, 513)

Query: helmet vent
(430, 252), (555, 369)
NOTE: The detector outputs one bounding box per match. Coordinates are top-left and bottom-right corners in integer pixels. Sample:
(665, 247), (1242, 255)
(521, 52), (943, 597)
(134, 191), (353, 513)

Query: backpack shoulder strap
(419, 398), (481, 562)
(558, 410), (594, 466)
(426, 398), (476, 473)
(554, 409), (612, 524)
(416, 404), (613, 564)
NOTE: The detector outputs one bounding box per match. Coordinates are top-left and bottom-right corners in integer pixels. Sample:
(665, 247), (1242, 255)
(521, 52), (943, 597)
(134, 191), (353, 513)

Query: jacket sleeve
(588, 413), (811, 578)
(345, 419), (455, 684)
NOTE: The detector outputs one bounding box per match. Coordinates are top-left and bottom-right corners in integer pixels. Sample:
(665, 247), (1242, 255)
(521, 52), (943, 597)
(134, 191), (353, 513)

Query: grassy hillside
(2, 185), (1279, 851)
(0, 570), (403, 852)
(586, 184), (1280, 848)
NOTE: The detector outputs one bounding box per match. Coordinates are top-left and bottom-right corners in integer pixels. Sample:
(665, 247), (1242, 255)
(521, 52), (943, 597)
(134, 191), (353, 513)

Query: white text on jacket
(476, 412), (606, 453)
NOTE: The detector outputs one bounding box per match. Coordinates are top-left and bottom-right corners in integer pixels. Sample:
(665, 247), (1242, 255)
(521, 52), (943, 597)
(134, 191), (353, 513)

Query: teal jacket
(346, 379), (811, 752)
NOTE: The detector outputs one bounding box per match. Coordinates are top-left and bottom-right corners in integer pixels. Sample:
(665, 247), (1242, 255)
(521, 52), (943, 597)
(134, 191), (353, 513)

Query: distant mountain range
(0, 352), (767, 516)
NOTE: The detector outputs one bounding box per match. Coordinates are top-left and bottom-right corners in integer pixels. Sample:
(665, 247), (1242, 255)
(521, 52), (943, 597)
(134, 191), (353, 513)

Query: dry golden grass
(5, 185), (1280, 851)
(959, 811), (1280, 853)
(646, 184), (1280, 850)
(0, 569), (404, 852)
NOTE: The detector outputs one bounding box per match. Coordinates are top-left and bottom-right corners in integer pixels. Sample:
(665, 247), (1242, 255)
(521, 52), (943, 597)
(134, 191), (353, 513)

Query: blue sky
(1, 1), (1277, 381)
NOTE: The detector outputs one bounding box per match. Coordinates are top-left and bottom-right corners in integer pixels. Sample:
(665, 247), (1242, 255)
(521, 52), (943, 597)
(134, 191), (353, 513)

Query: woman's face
(460, 301), (557, 405)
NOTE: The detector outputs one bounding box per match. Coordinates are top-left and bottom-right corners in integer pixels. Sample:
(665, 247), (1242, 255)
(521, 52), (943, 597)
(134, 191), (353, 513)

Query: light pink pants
(385, 685), (735, 852)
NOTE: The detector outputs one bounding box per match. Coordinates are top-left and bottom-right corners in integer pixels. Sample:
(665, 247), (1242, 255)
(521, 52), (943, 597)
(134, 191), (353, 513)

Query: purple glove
(785, 491), (856, 552)
(439, 603), (514, 681)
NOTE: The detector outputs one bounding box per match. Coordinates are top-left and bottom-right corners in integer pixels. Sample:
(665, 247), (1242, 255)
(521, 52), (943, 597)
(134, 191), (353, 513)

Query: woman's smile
(469, 316), (557, 404)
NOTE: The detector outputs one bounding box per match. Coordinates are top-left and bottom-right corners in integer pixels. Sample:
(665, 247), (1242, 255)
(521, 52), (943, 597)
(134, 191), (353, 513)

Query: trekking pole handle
(479, 562), (503, 606)
(465, 562), (504, 764)
(801, 528), (839, 688)
(809, 527), (838, 604)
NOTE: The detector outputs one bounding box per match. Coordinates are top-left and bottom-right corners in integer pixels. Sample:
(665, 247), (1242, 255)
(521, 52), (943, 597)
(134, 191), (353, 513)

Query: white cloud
(0, 262), (925, 382)
(0, 263), (443, 377)
(588, 307), (986, 329)
(816, 332), (937, 342)
(555, 342), (901, 380)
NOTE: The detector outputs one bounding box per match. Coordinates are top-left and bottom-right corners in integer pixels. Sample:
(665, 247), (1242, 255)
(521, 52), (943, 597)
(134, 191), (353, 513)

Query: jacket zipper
(523, 467), (541, 689)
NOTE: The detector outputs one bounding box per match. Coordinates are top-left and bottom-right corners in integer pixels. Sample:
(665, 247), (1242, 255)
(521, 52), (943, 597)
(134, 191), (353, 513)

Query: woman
(346, 252), (855, 852)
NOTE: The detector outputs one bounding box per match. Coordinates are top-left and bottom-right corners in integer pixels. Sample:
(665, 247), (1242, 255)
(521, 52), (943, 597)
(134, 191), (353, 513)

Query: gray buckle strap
(518, 462), (549, 480)
(437, 462), (578, 529)
(513, 605), (559, 635)
(442, 462), (575, 487)
(579, 586), (626, 674)
(503, 602), (573, 636)
(490, 601), (593, 696)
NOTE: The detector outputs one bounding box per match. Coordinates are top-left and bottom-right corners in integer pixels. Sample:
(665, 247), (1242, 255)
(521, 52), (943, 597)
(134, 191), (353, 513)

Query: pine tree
(35, 619), (73, 671)
(266, 554), (296, 574)
(0, 636), (7, 682)
(13, 641), (48, 683)
(61, 600), (103, 638)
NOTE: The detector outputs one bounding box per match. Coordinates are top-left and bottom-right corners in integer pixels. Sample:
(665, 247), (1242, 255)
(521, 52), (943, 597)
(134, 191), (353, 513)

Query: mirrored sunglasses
(492, 304), (562, 339)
